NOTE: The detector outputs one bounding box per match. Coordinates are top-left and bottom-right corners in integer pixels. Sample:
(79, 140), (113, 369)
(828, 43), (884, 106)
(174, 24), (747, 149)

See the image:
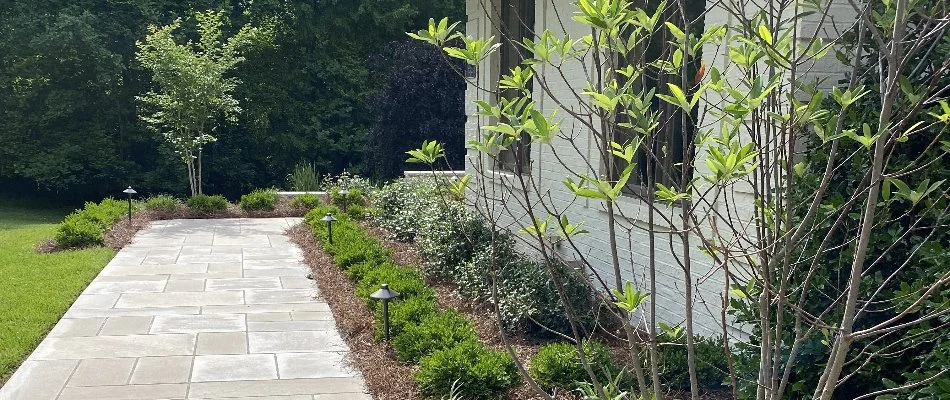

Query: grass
(0, 201), (114, 383)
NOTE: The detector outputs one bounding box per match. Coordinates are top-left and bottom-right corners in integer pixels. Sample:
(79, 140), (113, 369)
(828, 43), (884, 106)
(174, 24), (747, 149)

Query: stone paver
(0, 218), (369, 400)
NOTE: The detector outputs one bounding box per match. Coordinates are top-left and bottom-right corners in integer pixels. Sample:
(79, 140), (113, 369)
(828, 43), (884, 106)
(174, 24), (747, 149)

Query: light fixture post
(320, 213), (337, 244)
(370, 283), (400, 341)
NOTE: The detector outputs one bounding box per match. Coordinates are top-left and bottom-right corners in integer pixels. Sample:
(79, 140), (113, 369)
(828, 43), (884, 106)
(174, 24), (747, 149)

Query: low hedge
(416, 340), (521, 399)
(392, 310), (477, 363)
(529, 340), (620, 392)
(187, 194), (228, 213)
(55, 198), (129, 248)
(239, 189), (278, 211)
(289, 193), (322, 209)
(305, 205), (519, 399)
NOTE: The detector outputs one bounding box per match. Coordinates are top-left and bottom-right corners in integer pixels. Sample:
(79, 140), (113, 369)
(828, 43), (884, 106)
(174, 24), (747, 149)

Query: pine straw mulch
(288, 223), (421, 400)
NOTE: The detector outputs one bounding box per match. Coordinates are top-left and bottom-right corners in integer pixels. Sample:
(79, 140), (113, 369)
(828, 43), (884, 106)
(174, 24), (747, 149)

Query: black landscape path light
(321, 213), (337, 244)
(370, 284), (400, 342)
(123, 186), (137, 225)
(339, 189), (350, 212)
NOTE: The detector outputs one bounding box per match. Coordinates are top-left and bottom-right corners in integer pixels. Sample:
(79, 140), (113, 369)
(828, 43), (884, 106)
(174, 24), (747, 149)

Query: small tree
(136, 10), (265, 195)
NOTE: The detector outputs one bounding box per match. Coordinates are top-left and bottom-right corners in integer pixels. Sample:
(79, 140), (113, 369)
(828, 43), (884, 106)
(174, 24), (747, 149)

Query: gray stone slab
(57, 384), (188, 400)
(292, 312), (334, 321)
(0, 359), (78, 399)
(72, 294), (120, 309)
(67, 358), (136, 386)
(64, 306), (201, 319)
(47, 317), (106, 337)
(200, 303), (329, 314)
(163, 279), (206, 292)
(276, 353), (357, 379)
(206, 278), (282, 291)
(31, 334), (196, 360)
(280, 276), (316, 289)
(84, 280), (167, 294)
(245, 289), (316, 305)
(244, 268), (310, 278)
(248, 321), (333, 332)
(178, 253), (243, 264)
(151, 314), (246, 334)
(130, 356), (194, 384)
(99, 316), (154, 336)
(196, 332), (248, 355)
(246, 312), (292, 322)
(248, 331), (347, 353)
(101, 264), (207, 276)
(115, 291), (244, 308)
(187, 378), (366, 398)
(191, 354), (278, 382)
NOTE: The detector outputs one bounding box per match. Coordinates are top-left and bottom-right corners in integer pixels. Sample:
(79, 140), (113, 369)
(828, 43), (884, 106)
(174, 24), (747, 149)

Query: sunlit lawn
(0, 202), (114, 383)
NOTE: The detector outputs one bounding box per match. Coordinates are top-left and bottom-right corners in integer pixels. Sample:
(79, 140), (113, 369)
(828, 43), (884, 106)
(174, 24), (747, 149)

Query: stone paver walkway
(0, 218), (369, 400)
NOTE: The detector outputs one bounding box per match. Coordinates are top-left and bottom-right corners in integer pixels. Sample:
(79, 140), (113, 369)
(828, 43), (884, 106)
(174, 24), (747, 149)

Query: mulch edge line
(287, 223), (421, 400)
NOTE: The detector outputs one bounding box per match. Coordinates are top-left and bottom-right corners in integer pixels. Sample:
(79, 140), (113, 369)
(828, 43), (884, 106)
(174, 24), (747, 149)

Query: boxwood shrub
(416, 340), (520, 399)
(143, 194), (180, 213)
(55, 198), (128, 248)
(354, 263), (434, 305)
(529, 340), (619, 391)
(374, 296), (438, 341)
(289, 193), (322, 209)
(187, 194), (228, 213)
(239, 189), (279, 211)
(392, 310), (477, 363)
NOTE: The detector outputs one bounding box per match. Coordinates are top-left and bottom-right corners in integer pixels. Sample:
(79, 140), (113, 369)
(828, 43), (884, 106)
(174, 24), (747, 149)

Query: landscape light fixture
(370, 283), (400, 341)
(339, 189), (350, 212)
(320, 213), (337, 244)
(123, 186), (137, 226)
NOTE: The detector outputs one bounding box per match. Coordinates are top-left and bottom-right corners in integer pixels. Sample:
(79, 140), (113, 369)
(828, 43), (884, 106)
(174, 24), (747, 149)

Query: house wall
(462, 0), (853, 337)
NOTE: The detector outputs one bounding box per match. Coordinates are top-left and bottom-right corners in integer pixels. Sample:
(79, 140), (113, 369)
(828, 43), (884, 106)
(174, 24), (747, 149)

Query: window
(612, 1), (703, 197)
(496, 0), (535, 174)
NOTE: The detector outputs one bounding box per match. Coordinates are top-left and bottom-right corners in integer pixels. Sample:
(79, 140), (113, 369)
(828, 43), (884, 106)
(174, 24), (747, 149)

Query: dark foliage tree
(367, 39), (466, 180)
(0, 0), (463, 202)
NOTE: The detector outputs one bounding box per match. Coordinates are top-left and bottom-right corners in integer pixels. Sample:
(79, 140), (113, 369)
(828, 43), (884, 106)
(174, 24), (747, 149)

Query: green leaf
(758, 25), (773, 45)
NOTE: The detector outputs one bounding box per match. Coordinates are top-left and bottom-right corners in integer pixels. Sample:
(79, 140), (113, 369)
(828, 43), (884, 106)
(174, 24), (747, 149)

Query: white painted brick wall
(462, 0), (851, 337)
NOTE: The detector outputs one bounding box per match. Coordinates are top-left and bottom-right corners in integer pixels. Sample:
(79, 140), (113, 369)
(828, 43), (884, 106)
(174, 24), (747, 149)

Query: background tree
(136, 10), (267, 196)
(0, 0), (464, 202)
(367, 39), (466, 180)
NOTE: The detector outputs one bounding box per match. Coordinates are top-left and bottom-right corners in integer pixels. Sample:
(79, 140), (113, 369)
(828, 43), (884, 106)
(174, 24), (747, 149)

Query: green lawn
(0, 202), (114, 383)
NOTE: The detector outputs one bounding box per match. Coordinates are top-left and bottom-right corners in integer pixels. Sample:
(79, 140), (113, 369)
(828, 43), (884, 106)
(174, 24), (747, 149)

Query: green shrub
(143, 194), (180, 212)
(187, 194), (228, 213)
(375, 177), (446, 241)
(456, 241), (596, 335)
(54, 198), (129, 248)
(288, 162), (320, 191)
(330, 187), (366, 209)
(374, 296), (438, 341)
(393, 310), (477, 363)
(529, 341), (618, 391)
(55, 212), (106, 248)
(658, 333), (728, 390)
(346, 204), (367, 220)
(239, 189), (278, 211)
(416, 340), (520, 399)
(289, 193), (322, 209)
(355, 264), (434, 304)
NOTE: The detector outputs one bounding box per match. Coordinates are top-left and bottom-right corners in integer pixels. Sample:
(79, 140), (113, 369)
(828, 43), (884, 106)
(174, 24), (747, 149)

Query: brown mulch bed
(38, 197), (318, 254)
(288, 223), (421, 400)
